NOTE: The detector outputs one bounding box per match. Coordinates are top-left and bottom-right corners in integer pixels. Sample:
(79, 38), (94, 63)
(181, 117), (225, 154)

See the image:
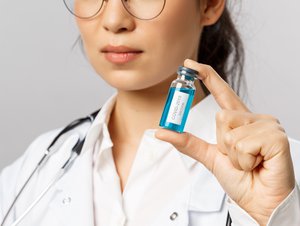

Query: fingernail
(183, 59), (205, 80)
(184, 59), (194, 68)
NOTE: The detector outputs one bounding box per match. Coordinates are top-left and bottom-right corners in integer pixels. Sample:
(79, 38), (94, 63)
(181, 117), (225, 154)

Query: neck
(108, 78), (205, 144)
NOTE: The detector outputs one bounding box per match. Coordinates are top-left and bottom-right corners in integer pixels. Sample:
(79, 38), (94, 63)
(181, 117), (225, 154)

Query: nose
(101, 0), (136, 34)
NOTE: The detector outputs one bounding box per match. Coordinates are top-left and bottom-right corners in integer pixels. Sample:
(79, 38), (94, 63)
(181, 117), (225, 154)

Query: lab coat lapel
(131, 140), (192, 226)
(48, 122), (105, 226)
(45, 106), (109, 226)
(46, 123), (104, 226)
(132, 103), (225, 226)
(13, 133), (90, 226)
(49, 147), (95, 226)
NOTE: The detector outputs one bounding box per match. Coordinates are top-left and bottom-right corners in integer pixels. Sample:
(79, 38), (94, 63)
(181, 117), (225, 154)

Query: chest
(92, 142), (227, 226)
(12, 134), (227, 226)
(111, 142), (138, 193)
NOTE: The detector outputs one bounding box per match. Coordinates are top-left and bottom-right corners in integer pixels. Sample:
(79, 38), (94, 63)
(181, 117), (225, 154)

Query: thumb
(155, 128), (217, 172)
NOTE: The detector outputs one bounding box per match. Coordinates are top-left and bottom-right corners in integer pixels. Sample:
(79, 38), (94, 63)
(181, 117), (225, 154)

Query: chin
(94, 60), (178, 92)
(97, 69), (159, 91)
(107, 81), (157, 92)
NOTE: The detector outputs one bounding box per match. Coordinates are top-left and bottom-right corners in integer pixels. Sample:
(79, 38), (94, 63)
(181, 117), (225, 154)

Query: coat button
(170, 212), (178, 221)
(62, 197), (72, 204)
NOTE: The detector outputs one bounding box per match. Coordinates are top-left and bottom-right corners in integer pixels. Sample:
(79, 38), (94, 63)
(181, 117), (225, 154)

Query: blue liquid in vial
(159, 87), (195, 133)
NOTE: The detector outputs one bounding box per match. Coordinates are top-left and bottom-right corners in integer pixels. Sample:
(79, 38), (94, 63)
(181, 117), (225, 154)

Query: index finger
(184, 59), (249, 112)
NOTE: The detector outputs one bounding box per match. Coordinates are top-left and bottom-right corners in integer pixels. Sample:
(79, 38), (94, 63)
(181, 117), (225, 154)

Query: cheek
(75, 2), (202, 91)
(157, 7), (201, 58)
(76, 19), (100, 60)
(142, 5), (201, 79)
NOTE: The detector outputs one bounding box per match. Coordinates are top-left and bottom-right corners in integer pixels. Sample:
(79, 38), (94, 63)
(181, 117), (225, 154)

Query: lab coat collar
(49, 93), (224, 226)
(120, 93), (225, 213)
(45, 95), (118, 225)
(83, 93), (221, 171)
(51, 145), (95, 226)
(80, 94), (117, 155)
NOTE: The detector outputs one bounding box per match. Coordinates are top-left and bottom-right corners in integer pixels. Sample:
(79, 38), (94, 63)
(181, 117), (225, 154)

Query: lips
(101, 45), (143, 64)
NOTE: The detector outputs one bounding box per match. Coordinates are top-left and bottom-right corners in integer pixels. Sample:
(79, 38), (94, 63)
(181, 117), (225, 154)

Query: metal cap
(177, 66), (198, 80)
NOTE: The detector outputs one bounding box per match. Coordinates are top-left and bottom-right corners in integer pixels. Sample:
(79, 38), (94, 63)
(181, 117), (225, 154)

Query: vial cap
(177, 66), (199, 80)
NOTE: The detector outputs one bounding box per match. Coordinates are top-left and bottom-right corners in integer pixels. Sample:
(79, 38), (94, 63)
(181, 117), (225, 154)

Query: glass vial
(159, 66), (198, 133)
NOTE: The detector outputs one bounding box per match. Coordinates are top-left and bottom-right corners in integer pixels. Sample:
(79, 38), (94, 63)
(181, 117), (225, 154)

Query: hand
(155, 59), (295, 226)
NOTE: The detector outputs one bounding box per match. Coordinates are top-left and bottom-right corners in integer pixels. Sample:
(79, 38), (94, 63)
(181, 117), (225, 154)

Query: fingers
(234, 135), (264, 171)
(232, 131), (287, 171)
(155, 128), (217, 172)
(184, 59), (249, 112)
(216, 110), (286, 171)
(216, 110), (257, 157)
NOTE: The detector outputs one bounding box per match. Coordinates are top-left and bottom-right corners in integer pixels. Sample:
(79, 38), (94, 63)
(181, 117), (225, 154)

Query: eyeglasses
(63, 0), (166, 20)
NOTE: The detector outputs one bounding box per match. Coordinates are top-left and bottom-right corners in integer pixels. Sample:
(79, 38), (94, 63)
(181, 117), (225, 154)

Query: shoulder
(289, 137), (300, 184)
(0, 107), (102, 192)
(0, 129), (60, 215)
(1, 128), (60, 176)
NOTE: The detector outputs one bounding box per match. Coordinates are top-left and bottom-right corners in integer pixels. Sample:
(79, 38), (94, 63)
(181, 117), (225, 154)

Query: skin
(75, 0), (296, 225)
(156, 59), (296, 226)
(76, 0), (211, 193)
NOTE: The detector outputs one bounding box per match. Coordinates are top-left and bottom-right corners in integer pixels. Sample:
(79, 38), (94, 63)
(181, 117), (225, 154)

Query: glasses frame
(63, 0), (167, 20)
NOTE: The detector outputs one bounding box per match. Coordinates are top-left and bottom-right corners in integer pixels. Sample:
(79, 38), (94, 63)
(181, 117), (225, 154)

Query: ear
(200, 0), (226, 26)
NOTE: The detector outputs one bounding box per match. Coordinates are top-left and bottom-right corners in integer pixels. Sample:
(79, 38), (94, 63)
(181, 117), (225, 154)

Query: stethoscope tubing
(0, 152), (49, 226)
(0, 113), (94, 226)
(10, 151), (79, 226)
(226, 212), (232, 226)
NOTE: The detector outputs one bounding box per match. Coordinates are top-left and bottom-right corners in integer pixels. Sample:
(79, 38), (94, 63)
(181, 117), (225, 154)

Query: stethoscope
(0, 110), (99, 226)
(0, 110), (232, 226)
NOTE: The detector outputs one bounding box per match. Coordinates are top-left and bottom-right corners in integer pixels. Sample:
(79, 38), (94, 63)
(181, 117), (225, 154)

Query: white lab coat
(1, 95), (300, 226)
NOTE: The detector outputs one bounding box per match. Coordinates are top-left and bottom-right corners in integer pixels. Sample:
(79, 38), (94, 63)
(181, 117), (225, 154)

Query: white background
(1, 0), (300, 170)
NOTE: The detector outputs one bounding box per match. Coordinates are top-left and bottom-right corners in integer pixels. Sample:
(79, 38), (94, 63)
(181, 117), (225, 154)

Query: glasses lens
(122, 0), (166, 20)
(63, 0), (104, 19)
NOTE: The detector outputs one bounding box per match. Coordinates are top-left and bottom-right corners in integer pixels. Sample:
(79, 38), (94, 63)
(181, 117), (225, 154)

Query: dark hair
(198, 6), (245, 97)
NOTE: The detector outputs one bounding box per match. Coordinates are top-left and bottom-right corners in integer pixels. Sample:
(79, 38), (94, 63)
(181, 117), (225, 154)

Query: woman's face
(76, 0), (205, 91)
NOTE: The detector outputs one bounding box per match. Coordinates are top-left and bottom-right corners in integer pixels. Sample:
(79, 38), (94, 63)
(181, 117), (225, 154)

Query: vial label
(166, 91), (189, 125)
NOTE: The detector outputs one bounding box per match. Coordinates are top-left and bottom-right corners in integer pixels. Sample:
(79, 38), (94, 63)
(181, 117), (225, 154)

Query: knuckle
(242, 119), (252, 126)
(216, 111), (223, 123)
(216, 110), (229, 123)
(274, 117), (281, 124)
(224, 131), (234, 146)
(270, 130), (289, 150)
(235, 140), (245, 152)
(217, 143), (228, 155)
(206, 65), (214, 73)
(177, 133), (190, 149)
(242, 115), (253, 125)
(277, 125), (286, 133)
(264, 120), (280, 130)
(203, 64), (213, 72)
(272, 123), (285, 132)
(276, 131), (288, 143)
(202, 65), (214, 79)
(264, 121), (286, 133)
(263, 114), (281, 124)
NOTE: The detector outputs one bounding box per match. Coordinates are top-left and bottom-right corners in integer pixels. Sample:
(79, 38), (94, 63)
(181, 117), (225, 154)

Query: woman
(1, 0), (299, 225)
